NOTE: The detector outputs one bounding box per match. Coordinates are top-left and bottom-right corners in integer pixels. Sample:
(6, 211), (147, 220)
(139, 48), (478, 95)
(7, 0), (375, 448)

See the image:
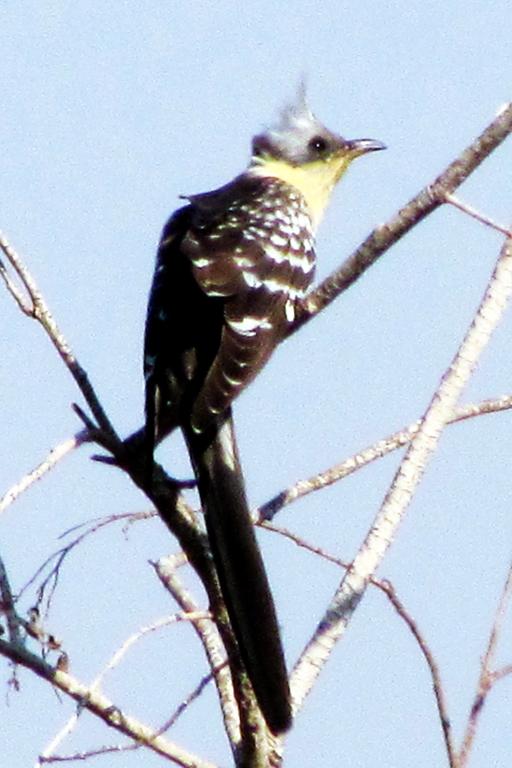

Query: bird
(143, 91), (385, 734)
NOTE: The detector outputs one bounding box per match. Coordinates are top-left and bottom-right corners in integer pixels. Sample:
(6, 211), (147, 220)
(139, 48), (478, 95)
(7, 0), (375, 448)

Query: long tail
(185, 412), (292, 734)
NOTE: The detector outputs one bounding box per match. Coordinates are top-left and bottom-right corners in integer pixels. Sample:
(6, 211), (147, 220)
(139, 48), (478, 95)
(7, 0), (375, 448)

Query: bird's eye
(308, 135), (328, 154)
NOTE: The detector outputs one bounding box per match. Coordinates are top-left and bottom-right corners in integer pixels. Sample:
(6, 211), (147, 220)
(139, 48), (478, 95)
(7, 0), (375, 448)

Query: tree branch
(0, 232), (118, 445)
(0, 637), (217, 768)
(258, 394), (512, 521)
(457, 560), (512, 766)
(290, 234), (512, 714)
(0, 431), (89, 516)
(0, 554), (23, 646)
(293, 102), (512, 329)
(153, 556), (240, 749)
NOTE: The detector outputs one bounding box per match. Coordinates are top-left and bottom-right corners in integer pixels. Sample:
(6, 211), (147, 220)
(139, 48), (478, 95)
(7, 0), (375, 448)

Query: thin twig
(40, 611), (211, 762)
(0, 252), (32, 313)
(94, 612), (211, 687)
(40, 671), (216, 764)
(258, 395), (512, 521)
(380, 581), (455, 765)
(457, 561), (512, 766)
(18, 511), (155, 612)
(0, 232), (119, 445)
(492, 663), (512, 682)
(158, 671), (217, 734)
(0, 431), (89, 515)
(446, 194), (512, 237)
(263, 521), (352, 570)
(40, 743), (136, 763)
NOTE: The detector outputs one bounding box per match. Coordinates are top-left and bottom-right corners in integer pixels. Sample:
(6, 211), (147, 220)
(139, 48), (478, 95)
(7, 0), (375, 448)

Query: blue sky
(2, 2), (512, 766)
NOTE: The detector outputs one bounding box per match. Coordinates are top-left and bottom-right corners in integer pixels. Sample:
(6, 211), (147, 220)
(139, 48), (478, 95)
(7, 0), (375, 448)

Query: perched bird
(143, 92), (384, 734)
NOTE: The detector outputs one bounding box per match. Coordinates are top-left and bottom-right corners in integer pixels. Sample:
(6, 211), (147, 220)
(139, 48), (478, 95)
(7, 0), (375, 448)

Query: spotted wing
(144, 204), (226, 446)
(181, 174), (316, 432)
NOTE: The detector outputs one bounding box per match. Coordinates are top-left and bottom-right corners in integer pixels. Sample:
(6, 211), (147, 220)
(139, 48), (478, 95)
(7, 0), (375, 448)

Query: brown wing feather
(181, 174), (315, 432)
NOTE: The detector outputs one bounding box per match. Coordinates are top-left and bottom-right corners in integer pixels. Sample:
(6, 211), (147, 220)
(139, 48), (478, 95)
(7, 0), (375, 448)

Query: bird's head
(249, 89), (385, 228)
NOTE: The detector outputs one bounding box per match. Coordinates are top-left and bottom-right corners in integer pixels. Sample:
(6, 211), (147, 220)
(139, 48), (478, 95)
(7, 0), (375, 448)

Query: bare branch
(160, 670), (216, 731)
(17, 511), (154, 614)
(492, 664), (512, 683)
(0, 637), (217, 768)
(40, 743), (136, 763)
(0, 232), (118, 445)
(154, 558), (284, 766)
(0, 249), (32, 313)
(258, 395), (512, 521)
(41, 611), (211, 762)
(0, 238), (205, 585)
(446, 194), (512, 237)
(0, 431), (89, 516)
(41, 671), (216, 764)
(457, 560), (512, 766)
(265, 524), (456, 763)
(0, 554), (23, 645)
(379, 581), (455, 765)
(263, 521), (351, 570)
(290, 235), (512, 714)
(153, 556), (241, 750)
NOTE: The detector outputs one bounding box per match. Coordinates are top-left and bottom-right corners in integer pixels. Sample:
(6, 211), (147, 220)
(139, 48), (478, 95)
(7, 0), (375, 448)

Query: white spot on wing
(264, 244), (315, 273)
(234, 254), (254, 268)
(192, 256), (214, 268)
(262, 277), (302, 298)
(270, 232), (288, 247)
(227, 315), (260, 332)
(242, 271), (261, 288)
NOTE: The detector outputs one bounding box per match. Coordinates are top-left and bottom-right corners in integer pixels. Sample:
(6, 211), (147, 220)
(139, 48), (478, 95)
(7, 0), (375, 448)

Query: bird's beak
(345, 138), (387, 156)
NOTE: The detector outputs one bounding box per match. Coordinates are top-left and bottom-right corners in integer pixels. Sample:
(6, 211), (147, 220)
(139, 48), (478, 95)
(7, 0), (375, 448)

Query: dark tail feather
(186, 413), (292, 734)
(144, 374), (158, 485)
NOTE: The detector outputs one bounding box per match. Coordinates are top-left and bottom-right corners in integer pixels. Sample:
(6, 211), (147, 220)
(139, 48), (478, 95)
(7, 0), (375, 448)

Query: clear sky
(2, 2), (512, 766)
